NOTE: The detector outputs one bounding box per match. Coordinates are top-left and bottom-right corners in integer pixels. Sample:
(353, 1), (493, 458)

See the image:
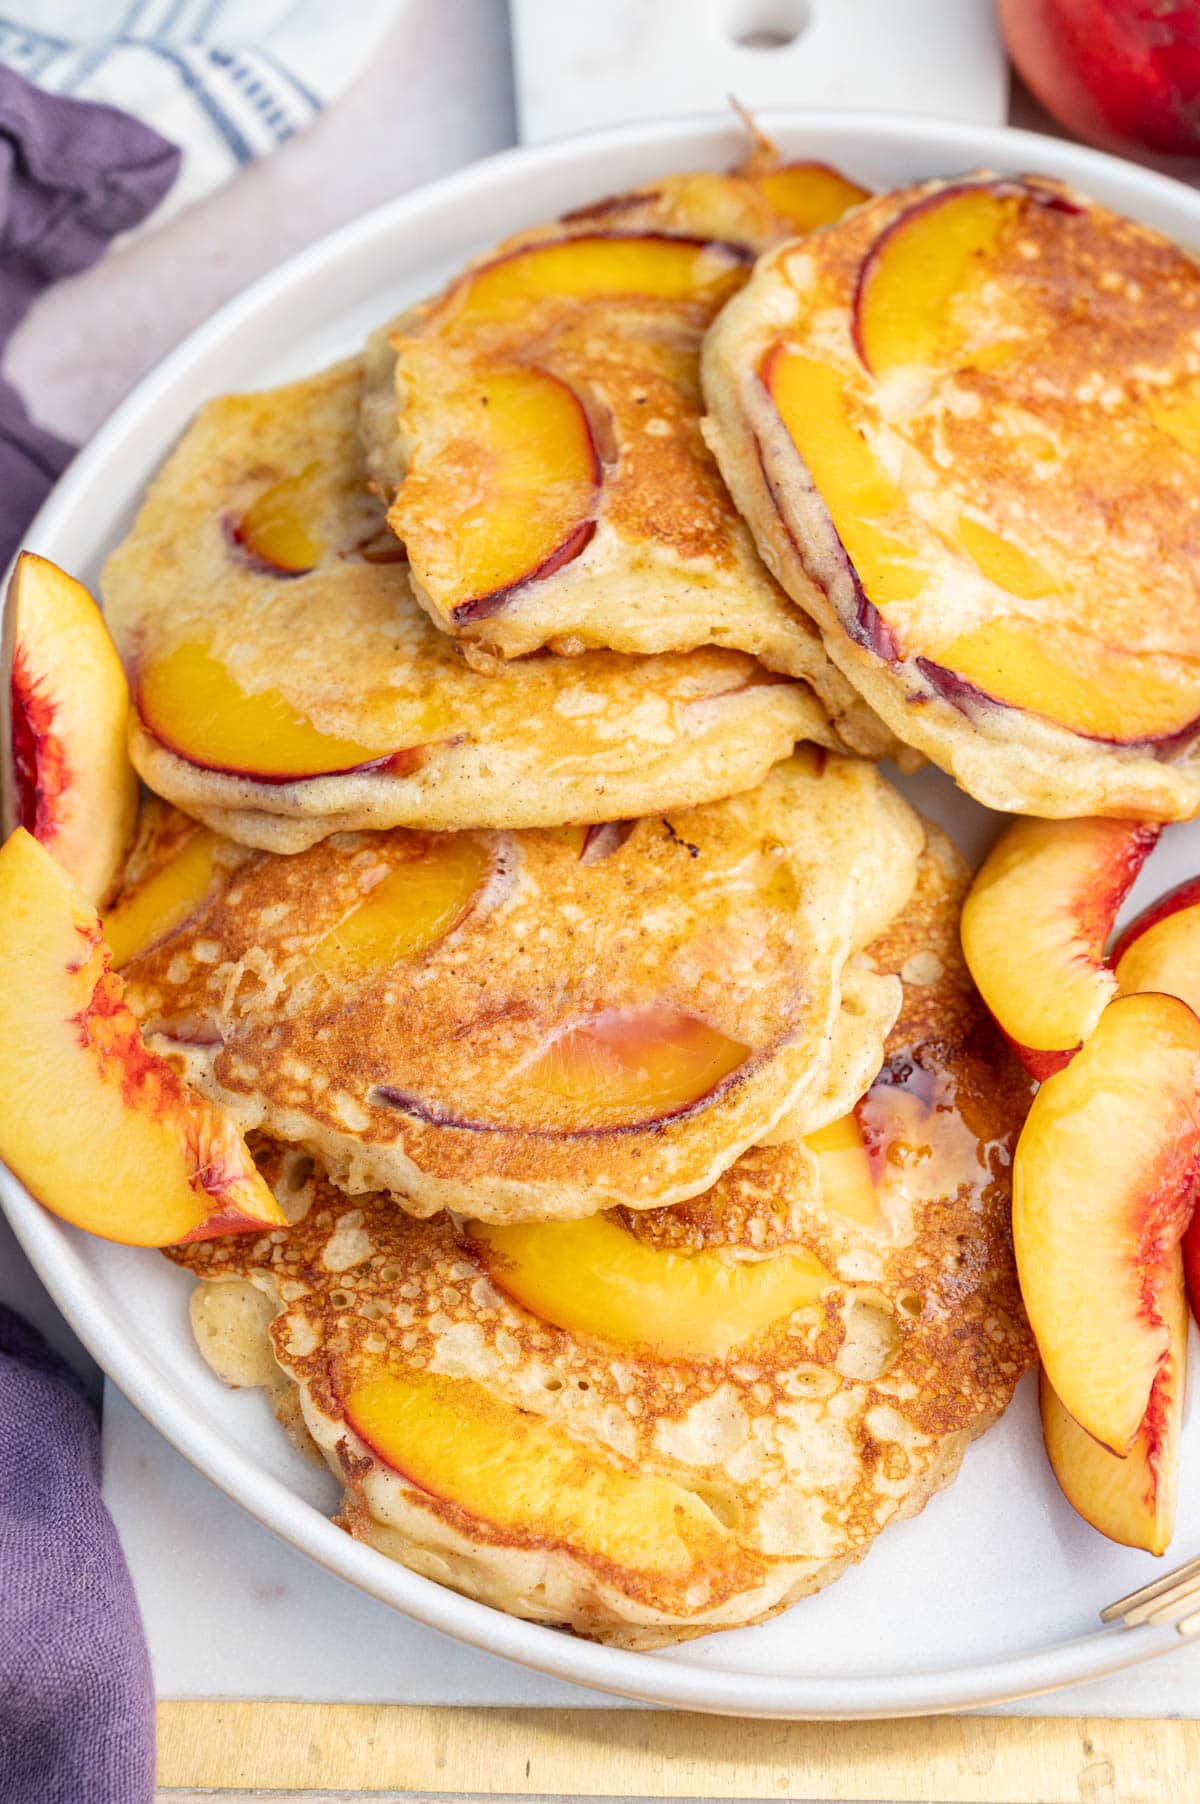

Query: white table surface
(4, 0), (1198, 1720)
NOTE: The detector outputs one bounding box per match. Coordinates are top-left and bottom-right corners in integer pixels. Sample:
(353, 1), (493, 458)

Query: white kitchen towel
(0, 0), (401, 229)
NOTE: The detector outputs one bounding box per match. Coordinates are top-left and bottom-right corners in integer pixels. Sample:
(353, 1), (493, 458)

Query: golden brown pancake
(115, 754), (923, 1223)
(166, 826), (1032, 1648)
(101, 360), (835, 855)
(703, 172), (1200, 818)
(363, 158), (901, 762)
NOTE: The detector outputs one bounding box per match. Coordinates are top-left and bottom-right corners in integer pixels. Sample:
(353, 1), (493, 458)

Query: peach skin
(1013, 991), (1200, 1456)
(960, 815), (1158, 1079)
(0, 827), (285, 1246)
(4, 551), (139, 904)
(1040, 1251), (1187, 1556)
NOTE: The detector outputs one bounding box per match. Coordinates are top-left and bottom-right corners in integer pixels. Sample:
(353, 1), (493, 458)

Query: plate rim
(7, 104), (1200, 1718)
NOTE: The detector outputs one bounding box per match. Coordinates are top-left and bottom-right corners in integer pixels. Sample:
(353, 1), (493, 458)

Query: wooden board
(157, 1703), (1195, 1800)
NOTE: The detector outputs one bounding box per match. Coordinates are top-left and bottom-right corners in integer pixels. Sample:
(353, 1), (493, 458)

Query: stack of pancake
(98, 142), (1045, 1645)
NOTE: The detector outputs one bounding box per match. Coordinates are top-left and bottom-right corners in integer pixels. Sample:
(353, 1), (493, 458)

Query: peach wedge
(852, 183), (1023, 376)
(960, 815), (1158, 1079)
(136, 641), (400, 783)
(1013, 991), (1200, 1456)
(5, 551), (138, 903)
(394, 361), (600, 626)
(467, 1211), (830, 1360)
(1040, 1252), (1187, 1556)
(0, 828), (285, 1245)
(338, 1360), (753, 1605)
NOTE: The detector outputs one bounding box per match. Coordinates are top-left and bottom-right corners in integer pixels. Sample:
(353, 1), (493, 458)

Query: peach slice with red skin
(394, 361), (600, 626)
(751, 162), (870, 235)
(851, 179), (1079, 377)
(1012, 991), (1200, 1456)
(437, 232), (750, 334)
(102, 819), (222, 968)
(1040, 1252), (1187, 1556)
(228, 464), (324, 576)
(5, 552), (139, 904)
(960, 815), (1159, 1080)
(299, 833), (488, 979)
(466, 1210), (831, 1360)
(337, 1360), (754, 1602)
(1109, 876), (1200, 1335)
(135, 641), (419, 784)
(0, 828), (285, 1246)
(376, 1005), (749, 1136)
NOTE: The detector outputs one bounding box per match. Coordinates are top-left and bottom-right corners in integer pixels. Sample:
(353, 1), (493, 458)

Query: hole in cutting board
(724, 0), (811, 50)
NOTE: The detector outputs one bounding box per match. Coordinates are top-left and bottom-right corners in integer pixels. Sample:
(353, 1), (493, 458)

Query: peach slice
(760, 346), (925, 618)
(136, 641), (403, 782)
(853, 184), (1022, 376)
(229, 464), (323, 576)
(339, 1361), (751, 1592)
(1040, 1252), (1187, 1556)
(466, 1210), (830, 1360)
(302, 834), (488, 978)
(5, 552), (138, 904)
(1113, 875), (1200, 1015)
(752, 162), (870, 235)
(102, 820), (221, 968)
(394, 362), (600, 625)
(1012, 992), (1200, 1455)
(518, 1006), (749, 1132)
(925, 619), (1200, 745)
(960, 815), (1159, 1079)
(441, 232), (749, 332)
(0, 828), (285, 1245)
(804, 1110), (882, 1227)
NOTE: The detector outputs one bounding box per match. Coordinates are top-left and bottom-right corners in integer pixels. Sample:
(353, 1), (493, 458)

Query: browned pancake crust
(121, 755), (922, 1221)
(166, 828), (1032, 1647)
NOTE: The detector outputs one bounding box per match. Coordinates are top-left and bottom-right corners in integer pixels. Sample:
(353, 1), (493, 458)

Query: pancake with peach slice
(703, 171), (1200, 819)
(164, 824), (1031, 1647)
(360, 153), (901, 763)
(101, 360), (834, 857)
(113, 751), (922, 1223)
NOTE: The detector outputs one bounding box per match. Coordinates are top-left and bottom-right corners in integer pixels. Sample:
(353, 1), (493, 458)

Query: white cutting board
(509, 0), (1008, 144)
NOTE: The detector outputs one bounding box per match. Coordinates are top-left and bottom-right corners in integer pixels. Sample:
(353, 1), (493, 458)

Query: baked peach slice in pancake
(1041, 1253), (1187, 1556)
(703, 172), (1200, 815)
(0, 828), (283, 1246)
(388, 359), (600, 626)
(1013, 992), (1200, 1457)
(337, 1359), (761, 1617)
(4, 552), (138, 903)
(960, 815), (1159, 1078)
(118, 754), (923, 1221)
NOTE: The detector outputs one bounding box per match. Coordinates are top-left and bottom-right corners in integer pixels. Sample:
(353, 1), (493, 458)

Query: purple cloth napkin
(0, 65), (179, 1804)
(0, 1307), (154, 1803)
(0, 64), (181, 566)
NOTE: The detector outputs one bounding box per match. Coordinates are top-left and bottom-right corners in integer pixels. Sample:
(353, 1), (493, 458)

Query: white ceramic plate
(7, 110), (1200, 1719)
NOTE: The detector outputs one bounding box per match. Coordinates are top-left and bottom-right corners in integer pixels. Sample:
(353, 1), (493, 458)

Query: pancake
(101, 360), (833, 856)
(363, 157), (903, 763)
(166, 826), (1033, 1648)
(114, 752), (923, 1223)
(702, 172), (1200, 818)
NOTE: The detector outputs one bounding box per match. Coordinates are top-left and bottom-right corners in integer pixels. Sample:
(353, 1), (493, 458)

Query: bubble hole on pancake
(116, 752), (923, 1222)
(702, 171), (1200, 819)
(361, 150), (902, 764)
(101, 360), (837, 856)
(166, 825), (1032, 1648)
